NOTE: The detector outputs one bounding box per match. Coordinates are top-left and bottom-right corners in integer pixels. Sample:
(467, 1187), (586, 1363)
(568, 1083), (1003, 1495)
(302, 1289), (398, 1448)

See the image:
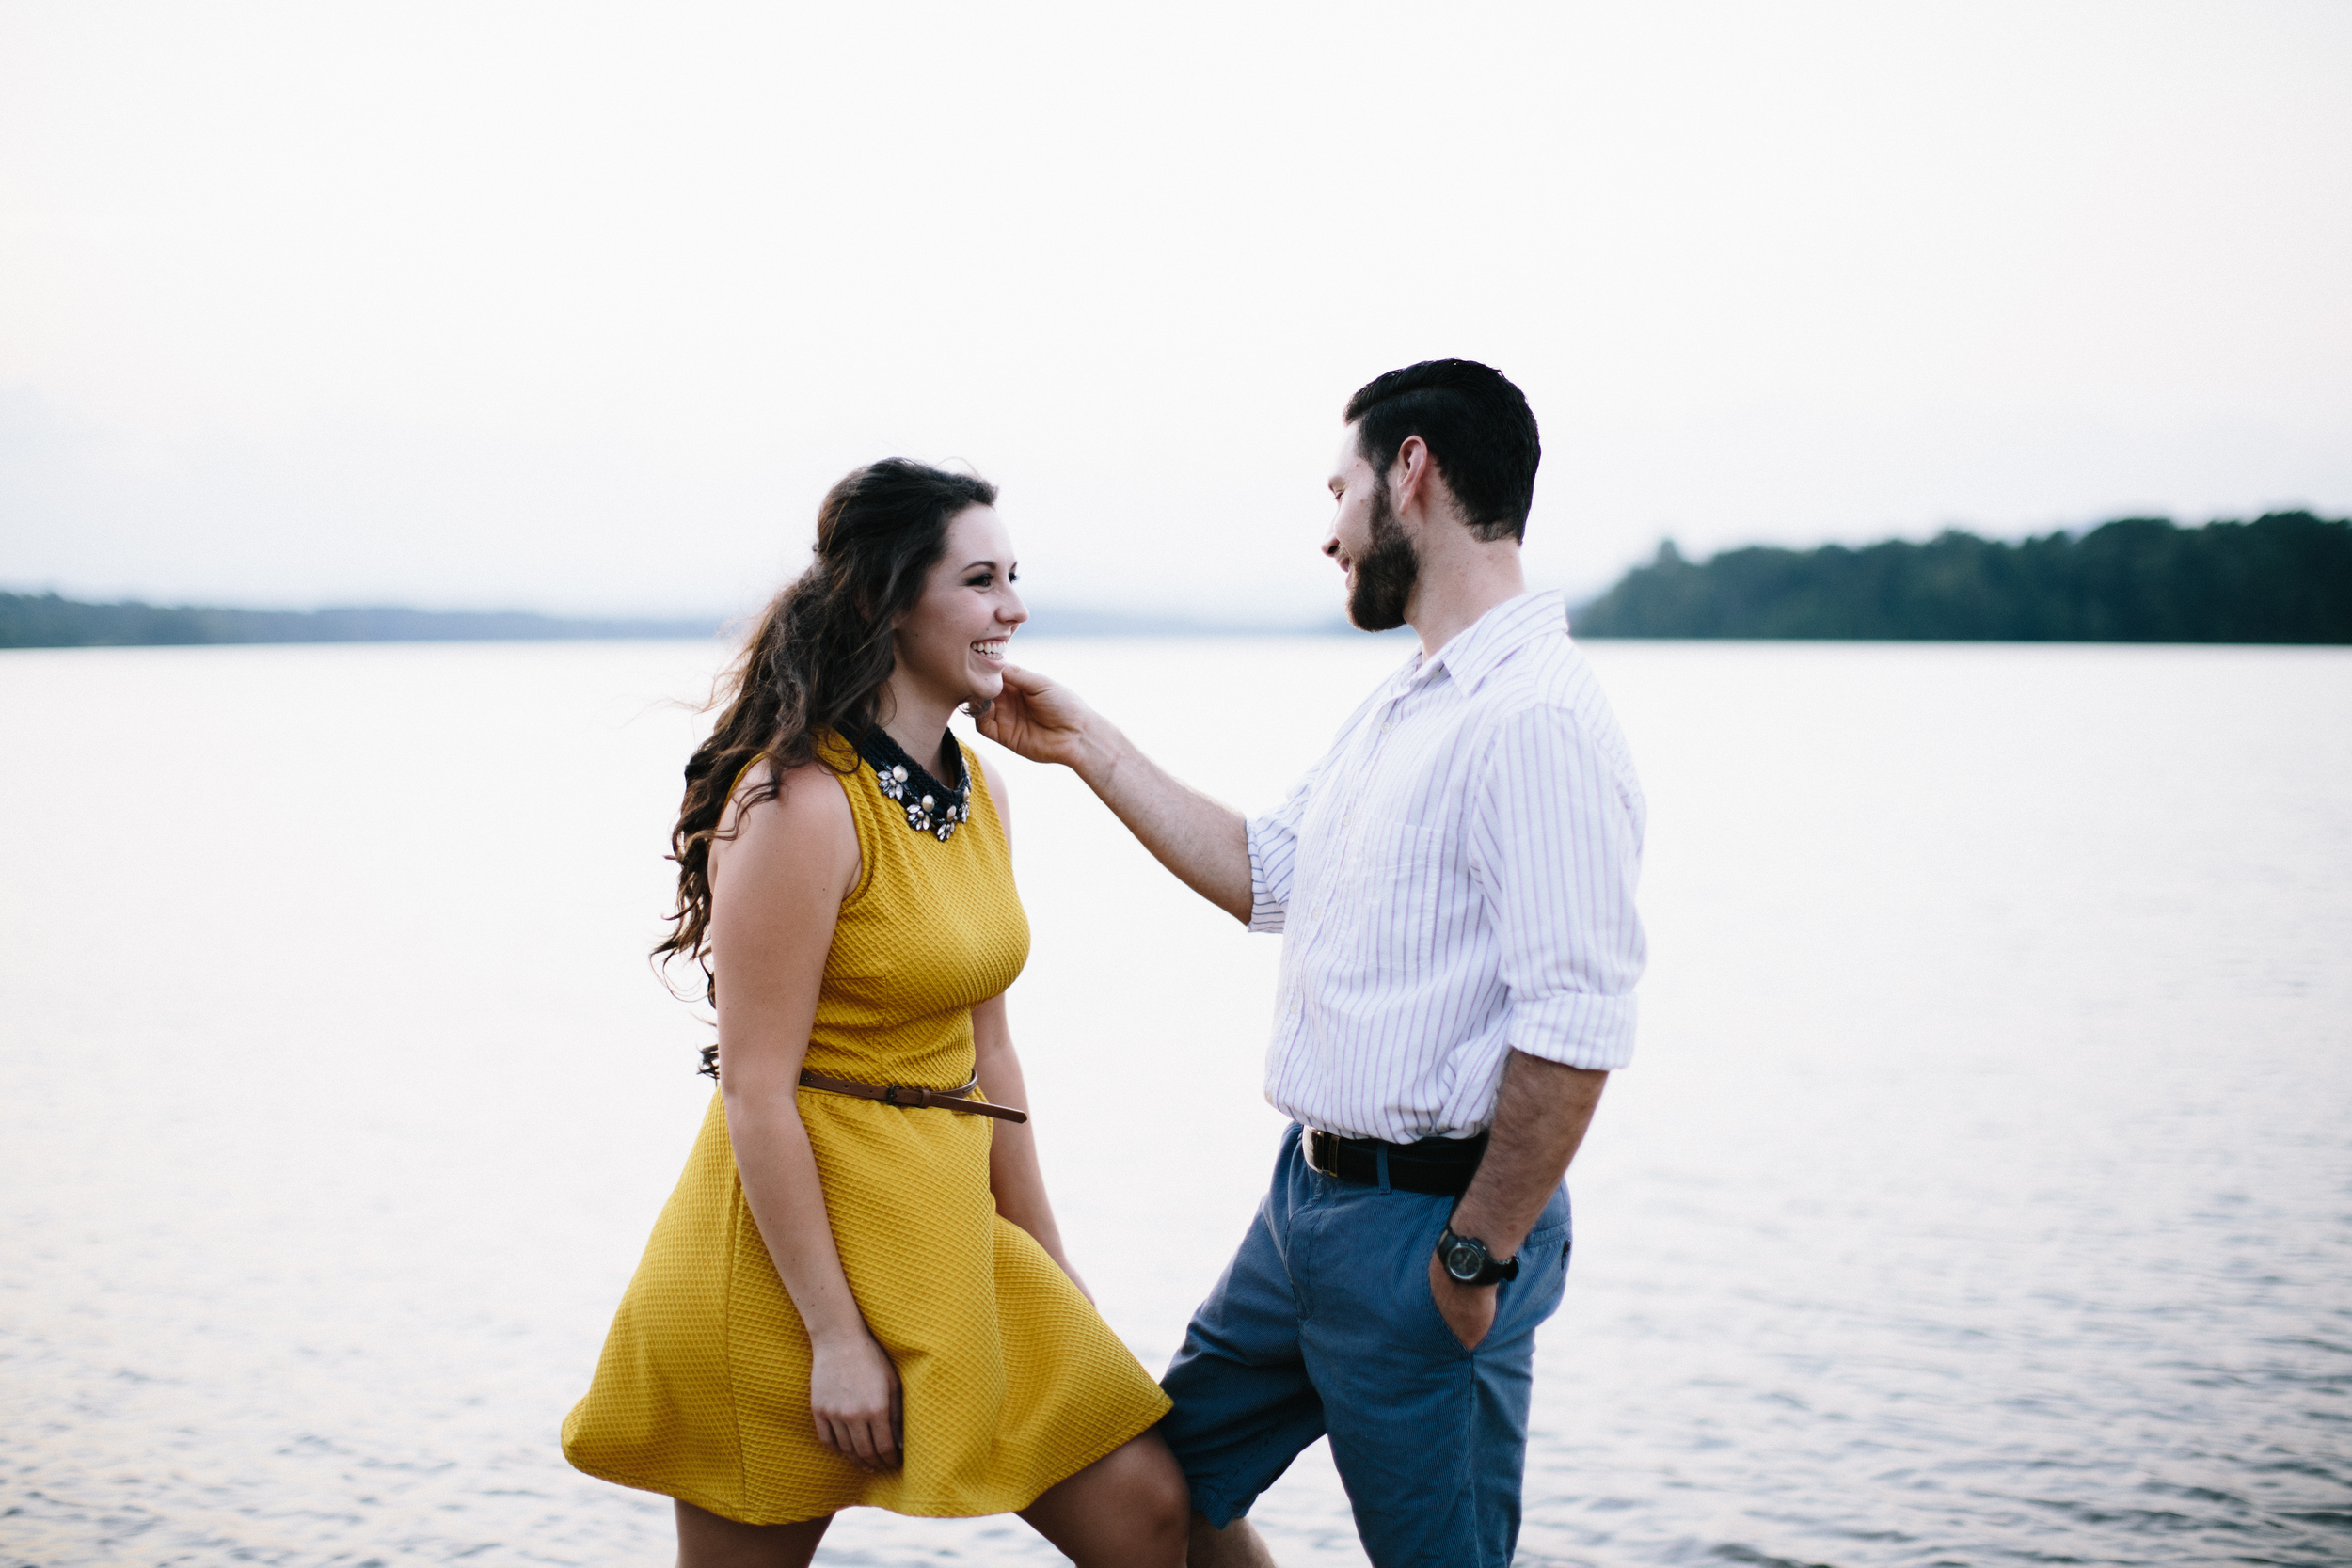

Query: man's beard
(1346, 478), (1419, 632)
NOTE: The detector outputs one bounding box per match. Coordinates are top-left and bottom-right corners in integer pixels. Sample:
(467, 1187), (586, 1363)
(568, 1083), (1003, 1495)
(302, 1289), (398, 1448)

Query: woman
(562, 460), (1189, 1566)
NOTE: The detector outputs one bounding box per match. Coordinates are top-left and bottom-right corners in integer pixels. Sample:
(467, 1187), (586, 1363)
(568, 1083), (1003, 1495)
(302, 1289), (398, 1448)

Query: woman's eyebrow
(962, 558), (1001, 572)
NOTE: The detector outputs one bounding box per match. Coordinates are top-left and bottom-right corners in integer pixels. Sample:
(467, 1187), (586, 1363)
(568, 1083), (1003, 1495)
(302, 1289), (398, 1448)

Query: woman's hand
(975, 665), (1106, 773)
(809, 1324), (903, 1471)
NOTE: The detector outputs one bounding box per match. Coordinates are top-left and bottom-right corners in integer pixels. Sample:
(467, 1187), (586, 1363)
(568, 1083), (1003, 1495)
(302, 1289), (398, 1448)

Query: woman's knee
(1130, 1432), (1195, 1544)
(674, 1498), (831, 1568)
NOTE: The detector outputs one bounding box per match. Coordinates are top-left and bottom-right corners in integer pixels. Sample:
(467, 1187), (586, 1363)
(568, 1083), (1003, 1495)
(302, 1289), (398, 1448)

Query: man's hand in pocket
(1428, 1251), (1498, 1352)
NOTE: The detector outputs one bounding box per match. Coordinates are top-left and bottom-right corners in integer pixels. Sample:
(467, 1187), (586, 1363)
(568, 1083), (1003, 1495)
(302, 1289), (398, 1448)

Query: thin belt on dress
(797, 1067), (1029, 1124)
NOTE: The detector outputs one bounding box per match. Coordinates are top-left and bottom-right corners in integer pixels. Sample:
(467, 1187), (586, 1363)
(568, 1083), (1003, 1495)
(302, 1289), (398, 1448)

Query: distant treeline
(0, 592), (1323, 649)
(14, 510), (2350, 649)
(1574, 512), (2352, 642)
(0, 594), (720, 650)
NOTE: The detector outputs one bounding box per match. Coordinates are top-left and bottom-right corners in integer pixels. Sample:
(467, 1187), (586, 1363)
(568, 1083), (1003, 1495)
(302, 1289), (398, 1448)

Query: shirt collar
(1397, 589), (1565, 697)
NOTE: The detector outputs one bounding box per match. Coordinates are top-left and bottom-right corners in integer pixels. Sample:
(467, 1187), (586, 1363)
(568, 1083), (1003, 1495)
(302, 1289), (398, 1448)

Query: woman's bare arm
(968, 756), (1089, 1299)
(707, 762), (902, 1471)
(971, 992), (1089, 1299)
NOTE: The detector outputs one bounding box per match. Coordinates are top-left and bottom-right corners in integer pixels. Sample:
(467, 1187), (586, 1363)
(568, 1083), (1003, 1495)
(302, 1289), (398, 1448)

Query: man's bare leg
(1188, 1510), (1278, 1567)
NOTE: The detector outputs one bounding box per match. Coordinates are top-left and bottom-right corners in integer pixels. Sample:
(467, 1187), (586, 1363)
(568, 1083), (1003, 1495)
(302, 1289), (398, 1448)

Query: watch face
(1445, 1241), (1483, 1281)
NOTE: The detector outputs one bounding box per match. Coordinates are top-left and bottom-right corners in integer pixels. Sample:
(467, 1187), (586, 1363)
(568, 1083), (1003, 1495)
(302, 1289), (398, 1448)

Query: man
(977, 359), (1646, 1567)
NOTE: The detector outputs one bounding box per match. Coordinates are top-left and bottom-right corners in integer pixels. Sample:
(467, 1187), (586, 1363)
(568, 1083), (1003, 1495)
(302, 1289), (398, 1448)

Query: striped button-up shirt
(1247, 589), (1647, 1143)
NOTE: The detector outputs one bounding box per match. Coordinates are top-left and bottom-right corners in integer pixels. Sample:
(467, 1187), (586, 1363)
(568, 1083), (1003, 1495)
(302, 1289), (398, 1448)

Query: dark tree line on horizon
(0, 594), (717, 650)
(1573, 512), (2352, 643)
(8, 512), (2349, 649)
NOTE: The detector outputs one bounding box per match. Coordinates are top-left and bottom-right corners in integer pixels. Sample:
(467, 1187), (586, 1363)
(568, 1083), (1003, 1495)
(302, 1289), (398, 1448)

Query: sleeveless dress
(561, 729), (1171, 1523)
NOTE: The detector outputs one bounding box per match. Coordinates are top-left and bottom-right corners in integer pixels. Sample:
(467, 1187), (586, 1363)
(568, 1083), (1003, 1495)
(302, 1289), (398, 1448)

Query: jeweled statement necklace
(852, 723), (971, 842)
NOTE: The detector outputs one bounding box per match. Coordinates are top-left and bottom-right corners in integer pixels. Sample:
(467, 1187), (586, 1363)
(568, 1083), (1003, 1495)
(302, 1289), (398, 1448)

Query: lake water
(2, 636), (2348, 1568)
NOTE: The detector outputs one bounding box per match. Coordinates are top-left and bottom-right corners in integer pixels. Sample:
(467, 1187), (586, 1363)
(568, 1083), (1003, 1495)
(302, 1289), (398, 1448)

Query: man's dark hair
(1343, 359), (1540, 543)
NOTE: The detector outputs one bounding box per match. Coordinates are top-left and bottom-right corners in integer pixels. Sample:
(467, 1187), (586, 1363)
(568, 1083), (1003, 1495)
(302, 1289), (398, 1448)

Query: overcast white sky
(3, 0), (2347, 621)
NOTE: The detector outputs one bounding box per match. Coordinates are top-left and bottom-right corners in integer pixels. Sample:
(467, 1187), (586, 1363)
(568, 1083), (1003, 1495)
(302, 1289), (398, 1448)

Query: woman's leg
(1018, 1428), (1192, 1568)
(674, 1499), (832, 1568)
(1189, 1513), (1279, 1567)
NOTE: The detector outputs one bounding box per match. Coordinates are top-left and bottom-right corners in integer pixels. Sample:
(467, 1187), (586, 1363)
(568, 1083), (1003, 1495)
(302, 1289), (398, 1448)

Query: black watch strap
(1436, 1225), (1520, 1286)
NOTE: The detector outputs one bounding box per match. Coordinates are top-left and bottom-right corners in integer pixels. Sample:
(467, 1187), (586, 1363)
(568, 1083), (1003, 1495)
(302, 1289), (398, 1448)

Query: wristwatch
(1436, 1225), (1519, 1287)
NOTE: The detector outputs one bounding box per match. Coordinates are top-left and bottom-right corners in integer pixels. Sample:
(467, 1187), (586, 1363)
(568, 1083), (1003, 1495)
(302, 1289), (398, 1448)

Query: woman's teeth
(972, 639), (1008, 659)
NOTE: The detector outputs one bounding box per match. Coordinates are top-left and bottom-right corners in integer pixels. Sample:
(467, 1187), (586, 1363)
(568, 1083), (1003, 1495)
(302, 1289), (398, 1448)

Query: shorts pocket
(1357, 1199), (1473, 1361)
(1492, 1211), (1571, 1338)
(1415, 1255), (1481, 1360)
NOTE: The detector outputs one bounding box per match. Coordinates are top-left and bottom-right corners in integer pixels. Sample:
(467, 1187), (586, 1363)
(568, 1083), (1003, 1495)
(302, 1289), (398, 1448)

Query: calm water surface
(2, 637), (2347, 1567)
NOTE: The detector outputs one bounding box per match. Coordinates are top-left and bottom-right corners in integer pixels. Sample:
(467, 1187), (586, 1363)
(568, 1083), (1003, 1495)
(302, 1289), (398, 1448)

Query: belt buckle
(1305, 1127), (1331, 1178)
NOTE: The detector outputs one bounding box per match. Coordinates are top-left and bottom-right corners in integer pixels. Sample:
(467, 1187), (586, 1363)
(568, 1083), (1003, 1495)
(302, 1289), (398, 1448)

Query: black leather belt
(1304, 1128), (1488, 1196)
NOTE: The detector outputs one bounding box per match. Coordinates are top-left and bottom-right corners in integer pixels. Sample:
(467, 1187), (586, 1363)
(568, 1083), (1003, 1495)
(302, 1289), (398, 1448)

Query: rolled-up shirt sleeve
(1468, 703), (1647, 1070)
(1244, 765), (1321, 934)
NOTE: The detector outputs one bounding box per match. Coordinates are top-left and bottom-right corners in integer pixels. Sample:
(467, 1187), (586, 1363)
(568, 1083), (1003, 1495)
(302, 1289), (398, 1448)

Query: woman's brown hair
(658, 458), (998, 1063)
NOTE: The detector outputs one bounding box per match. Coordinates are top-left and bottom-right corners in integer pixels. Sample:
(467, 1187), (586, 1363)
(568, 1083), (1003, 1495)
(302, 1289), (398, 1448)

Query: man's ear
(1391, 435), (1438, 519)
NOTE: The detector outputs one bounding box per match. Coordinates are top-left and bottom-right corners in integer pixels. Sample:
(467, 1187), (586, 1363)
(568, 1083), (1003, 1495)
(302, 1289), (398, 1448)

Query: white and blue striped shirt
(1248, 589), (1647, 1143)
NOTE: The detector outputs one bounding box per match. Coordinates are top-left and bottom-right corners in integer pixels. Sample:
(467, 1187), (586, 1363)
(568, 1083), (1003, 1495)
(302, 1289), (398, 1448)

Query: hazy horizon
(0, 584), (1365, 631)
(8, 507), (2335, 629)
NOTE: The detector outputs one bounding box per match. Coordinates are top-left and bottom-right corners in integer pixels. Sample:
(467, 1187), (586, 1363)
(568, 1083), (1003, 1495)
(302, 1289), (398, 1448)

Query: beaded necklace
(850, 723), (972, 842)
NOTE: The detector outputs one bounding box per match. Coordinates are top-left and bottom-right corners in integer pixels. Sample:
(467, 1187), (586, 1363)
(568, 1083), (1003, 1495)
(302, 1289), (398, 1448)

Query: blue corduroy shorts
(1159, 1122), (1572, 1568)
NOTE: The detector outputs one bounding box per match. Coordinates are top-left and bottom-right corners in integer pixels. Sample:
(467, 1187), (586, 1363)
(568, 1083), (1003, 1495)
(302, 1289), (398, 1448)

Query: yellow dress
(561, 729), (1170, 1523)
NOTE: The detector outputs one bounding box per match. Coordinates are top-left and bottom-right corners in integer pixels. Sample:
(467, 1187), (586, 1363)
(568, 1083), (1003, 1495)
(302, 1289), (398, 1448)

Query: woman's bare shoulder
(713, 756), (861, 895)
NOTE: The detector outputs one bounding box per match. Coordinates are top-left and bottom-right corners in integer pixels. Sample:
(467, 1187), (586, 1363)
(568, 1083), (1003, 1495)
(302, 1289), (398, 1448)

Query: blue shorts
(1159, 1123), (1572, 1568)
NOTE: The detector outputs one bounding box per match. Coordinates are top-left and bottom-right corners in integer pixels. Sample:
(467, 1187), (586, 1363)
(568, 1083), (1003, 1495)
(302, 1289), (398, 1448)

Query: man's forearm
(1075, 721), (1254, 924)
(975, 665), (1255, 922)
(1450, 1050), (1609, 1259)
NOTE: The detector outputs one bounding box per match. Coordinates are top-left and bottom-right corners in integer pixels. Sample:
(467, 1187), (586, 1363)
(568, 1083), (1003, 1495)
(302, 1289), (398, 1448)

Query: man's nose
(1322, 535), (1342, 559)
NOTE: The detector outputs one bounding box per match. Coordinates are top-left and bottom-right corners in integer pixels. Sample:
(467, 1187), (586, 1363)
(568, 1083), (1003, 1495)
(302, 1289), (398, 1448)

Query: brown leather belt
(797, 1067), (1028, 1124)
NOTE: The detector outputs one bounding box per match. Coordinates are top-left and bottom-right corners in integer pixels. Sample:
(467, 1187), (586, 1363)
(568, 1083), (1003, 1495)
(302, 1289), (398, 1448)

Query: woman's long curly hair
(658, 459), (998, 1069)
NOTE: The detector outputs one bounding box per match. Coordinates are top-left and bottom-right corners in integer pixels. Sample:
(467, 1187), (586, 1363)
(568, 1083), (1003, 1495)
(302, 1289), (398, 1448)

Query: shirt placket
(1282, 674), (1414, 1031)
(1315, 673), (1426, 928)
(1365, 658), (1443, 789)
